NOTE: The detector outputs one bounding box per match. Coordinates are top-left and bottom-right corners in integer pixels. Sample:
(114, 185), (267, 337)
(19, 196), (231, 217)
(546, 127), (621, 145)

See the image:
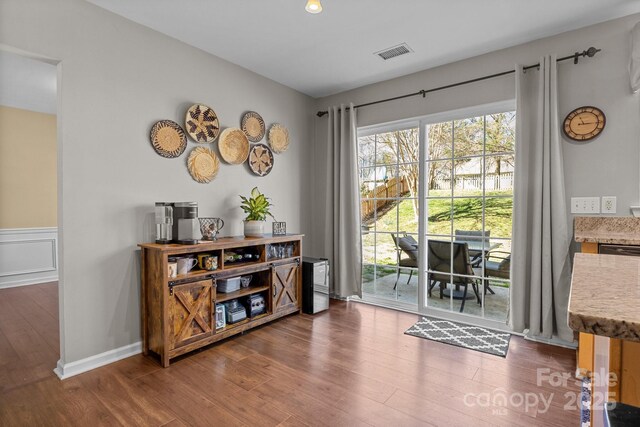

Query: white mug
(177, 257), (197, 275)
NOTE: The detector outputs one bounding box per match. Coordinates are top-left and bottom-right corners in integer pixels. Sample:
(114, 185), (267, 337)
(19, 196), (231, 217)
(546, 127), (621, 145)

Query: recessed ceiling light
(305, 0), (323, 14)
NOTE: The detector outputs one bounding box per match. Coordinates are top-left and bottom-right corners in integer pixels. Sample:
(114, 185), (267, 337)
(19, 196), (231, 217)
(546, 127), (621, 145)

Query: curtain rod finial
(586, 47), (600, 57)
(574, 47), (600, 64)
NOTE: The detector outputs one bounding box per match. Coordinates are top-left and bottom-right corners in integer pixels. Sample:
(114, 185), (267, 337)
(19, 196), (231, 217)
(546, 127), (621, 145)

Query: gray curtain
(324, 103), (362, 298)
(630, 21), (640, 93)
(509, 56), (573, 342)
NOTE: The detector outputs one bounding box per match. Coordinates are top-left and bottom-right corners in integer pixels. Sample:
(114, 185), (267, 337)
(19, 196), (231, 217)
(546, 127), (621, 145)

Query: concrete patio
(362, 269), (509, 322)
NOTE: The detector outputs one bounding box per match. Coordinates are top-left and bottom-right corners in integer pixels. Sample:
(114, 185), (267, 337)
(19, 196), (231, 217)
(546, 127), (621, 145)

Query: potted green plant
(239, 187), (274, 237)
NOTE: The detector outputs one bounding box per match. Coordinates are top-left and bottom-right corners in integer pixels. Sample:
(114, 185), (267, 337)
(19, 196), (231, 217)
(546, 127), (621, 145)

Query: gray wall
(309, 13), (640, 257)
(2, 0), (639, 366)
(0, 0), (314, 364)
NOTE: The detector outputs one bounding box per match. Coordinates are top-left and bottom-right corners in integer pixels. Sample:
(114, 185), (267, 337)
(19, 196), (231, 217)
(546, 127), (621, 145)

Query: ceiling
(88, 0), (640, 98)
(0, 50), (57, 114)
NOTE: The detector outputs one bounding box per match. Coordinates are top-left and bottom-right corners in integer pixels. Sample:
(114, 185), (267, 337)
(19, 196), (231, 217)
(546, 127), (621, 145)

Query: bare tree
(376, 129), (420, 218)
(426, 118), (485, 190)
(485, 112), (516, 175)
(359, 112), (515, 218)
(427, 121), (452, 190)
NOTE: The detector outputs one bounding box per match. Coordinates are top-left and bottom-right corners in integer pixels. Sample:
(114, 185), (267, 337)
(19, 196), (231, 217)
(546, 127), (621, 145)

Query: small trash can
(302, 257), (329, 314)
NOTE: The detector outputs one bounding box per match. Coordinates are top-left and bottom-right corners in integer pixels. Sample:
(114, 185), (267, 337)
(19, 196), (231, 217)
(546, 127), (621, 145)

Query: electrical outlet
(571, 197), (600, 214)
(601, 196), (616, 214)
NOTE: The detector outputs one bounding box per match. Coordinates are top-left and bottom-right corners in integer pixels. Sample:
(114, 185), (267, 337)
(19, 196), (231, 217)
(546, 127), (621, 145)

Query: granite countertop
(569, 253), (640, 342)
(575, 216), (640, 244)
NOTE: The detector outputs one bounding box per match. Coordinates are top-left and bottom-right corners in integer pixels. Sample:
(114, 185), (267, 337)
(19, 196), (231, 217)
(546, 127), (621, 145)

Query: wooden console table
(138, 234), (303, 367)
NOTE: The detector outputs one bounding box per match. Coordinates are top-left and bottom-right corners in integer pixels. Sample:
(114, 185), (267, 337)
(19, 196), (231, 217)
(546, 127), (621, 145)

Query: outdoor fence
(361, 172), (512, 222)
(361, 176), (410, 220)
(433, 172), (513, 191)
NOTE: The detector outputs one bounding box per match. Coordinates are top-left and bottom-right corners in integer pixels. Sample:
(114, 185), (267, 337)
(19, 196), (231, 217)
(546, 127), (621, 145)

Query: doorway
(0, 48), (60, 389)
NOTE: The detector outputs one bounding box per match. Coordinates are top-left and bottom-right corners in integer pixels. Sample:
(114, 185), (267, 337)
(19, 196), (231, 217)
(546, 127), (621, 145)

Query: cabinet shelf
(266, 256), (299, 263)
(168, 258), (301, 284)
(218, 312), (270, 333)
(171, 269), (215, 282)
(222, 260), (263, 270)
(216, 284), (270, 303)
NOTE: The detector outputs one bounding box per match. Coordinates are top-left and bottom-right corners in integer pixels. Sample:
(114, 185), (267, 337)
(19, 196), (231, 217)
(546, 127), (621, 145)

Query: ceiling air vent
(374, 43), (413, 60)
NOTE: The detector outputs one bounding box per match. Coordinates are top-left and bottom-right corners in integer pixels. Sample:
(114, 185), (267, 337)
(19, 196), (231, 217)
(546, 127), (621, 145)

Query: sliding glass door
(358, 122), (419, 309)
(357, 102), (514, 327)
(422, 109), (514, 324)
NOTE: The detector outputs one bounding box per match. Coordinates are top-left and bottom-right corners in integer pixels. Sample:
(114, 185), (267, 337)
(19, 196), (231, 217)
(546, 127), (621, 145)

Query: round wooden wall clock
(563, 106), (606, 141)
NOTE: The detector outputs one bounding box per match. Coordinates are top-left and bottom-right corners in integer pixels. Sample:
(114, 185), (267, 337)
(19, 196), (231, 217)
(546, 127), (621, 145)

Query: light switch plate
(601, 196), (616, 214)
(571, 197), (600, 214)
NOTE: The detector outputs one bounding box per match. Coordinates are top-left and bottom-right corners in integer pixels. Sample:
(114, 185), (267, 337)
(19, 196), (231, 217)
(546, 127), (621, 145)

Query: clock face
(563, 106), (605, 141)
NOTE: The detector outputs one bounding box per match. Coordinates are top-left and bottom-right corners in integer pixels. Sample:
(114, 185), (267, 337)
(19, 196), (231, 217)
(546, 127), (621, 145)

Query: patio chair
(455, 229), (497, 295)
(391, 232), (418, 290)
(427, 240), (480, 312)
(484, 251), (511, 280)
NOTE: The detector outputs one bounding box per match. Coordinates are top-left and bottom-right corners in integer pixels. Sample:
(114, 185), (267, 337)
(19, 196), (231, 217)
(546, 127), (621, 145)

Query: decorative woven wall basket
(268, 123), (289, 154)
(219, 128), (250, 164)
(248, 143), (274, 177)
(185, 104), (220, 143)
(150, 120), (187, 158)
(241, 111), (266, 142)
(187, 146), (219, 183)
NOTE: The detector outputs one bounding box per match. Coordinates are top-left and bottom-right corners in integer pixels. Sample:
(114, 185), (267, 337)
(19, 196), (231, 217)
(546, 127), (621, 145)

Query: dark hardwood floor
(0, 282), (580, 426)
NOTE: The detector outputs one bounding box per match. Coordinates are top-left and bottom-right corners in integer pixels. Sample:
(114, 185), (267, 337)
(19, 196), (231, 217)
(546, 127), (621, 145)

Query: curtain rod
(316, 47), (601, 118)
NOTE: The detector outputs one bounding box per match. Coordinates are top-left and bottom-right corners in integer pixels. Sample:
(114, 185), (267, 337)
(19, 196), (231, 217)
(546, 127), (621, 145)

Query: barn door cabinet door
(169, 279), (214, 349)
(272, 261), (299, 313)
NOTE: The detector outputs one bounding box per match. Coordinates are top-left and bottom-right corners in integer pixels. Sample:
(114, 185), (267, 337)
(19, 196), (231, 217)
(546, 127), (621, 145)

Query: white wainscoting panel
(0, 227), (58, 288)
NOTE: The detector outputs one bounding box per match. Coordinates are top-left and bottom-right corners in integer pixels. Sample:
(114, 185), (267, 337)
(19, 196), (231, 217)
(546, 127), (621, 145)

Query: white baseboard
(523, 331), (578, 349)
(54, 341), (142, 380)
(0, 275), (58, 289)
(0, 227), (58, 288)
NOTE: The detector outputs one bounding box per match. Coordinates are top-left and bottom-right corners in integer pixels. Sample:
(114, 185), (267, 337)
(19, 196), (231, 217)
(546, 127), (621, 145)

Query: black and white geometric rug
(405, 316), (511, 357)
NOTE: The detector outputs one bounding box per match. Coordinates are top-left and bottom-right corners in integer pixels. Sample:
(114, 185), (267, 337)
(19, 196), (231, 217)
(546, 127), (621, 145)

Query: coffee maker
(173, 202), (199, 245)
(154, 202), (199, 245)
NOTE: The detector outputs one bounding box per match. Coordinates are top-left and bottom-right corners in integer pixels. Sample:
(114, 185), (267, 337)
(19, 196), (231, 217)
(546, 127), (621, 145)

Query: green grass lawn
(362, 190), (512, 266)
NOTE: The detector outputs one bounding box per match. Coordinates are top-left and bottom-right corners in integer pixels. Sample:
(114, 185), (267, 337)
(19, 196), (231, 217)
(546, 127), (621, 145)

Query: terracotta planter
(244, 220), (265, 237)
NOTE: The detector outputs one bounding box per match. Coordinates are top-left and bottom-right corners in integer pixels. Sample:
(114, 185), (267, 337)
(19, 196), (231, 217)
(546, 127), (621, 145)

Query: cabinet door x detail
(273, 263), (299, 312)
(169, 280), (213, 349)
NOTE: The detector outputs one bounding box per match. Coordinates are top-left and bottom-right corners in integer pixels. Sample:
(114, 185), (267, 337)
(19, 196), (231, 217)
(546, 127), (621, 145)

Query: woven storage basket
(219, 128), (250, 164)
(187, 147), (219, 183)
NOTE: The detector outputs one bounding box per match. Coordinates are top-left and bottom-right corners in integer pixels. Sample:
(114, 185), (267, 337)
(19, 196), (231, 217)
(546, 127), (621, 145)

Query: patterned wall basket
(219, 128), (250, 164)
(248, 143), (274, 176)
(187, 146), (219, 183)
(241, 111), (266, 142)
(268, 123), (289, 154)
(185, 104), (220, 143)
(150, 120), (187, 158)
